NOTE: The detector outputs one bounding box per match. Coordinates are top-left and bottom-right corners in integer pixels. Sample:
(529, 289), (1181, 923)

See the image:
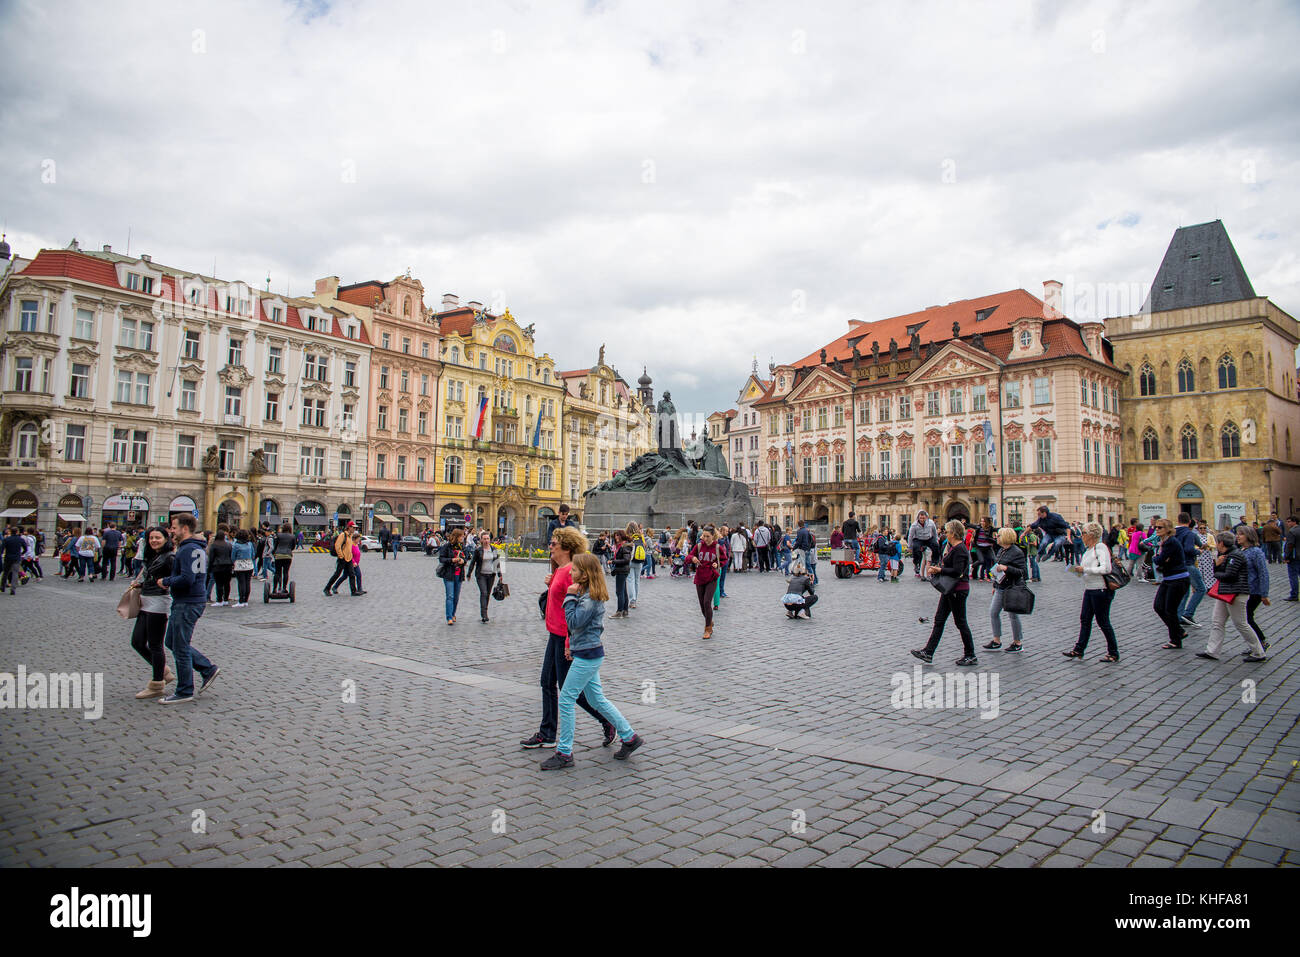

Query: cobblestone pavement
(1, 552), (1297, 867)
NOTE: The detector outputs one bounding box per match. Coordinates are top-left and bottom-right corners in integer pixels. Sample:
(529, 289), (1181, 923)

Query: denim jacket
(1243, 545), (1268, 596)
(562, 592), (605, 655)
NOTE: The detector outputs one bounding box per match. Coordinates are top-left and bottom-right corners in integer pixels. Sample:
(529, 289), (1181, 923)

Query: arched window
(1141, 427), (1159, 461)
(475, 458), (484, 484)
(1180, 424), (1198, 460)
(497, 461), (515, 486)
(15, 423), (38, 460)
(1139, 362), (1156, 396)
(1177, 358), (1194, 393)
(540, 465), (554, 490)
(443, 455), (463, 484)
(1218, 354), (1237, 389)
(1220, 422), (1241, 458)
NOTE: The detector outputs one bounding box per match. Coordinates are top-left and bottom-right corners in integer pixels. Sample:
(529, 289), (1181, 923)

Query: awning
(408, 514), (433, 523)
(374, 515), (402, 524)
(0, 507), (36, 518)
(295, 514), (328, 526)
(58, 513), (87, 522)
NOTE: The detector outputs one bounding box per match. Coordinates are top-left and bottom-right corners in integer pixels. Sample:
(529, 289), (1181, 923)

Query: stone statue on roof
(598, 343), (606, 367)
(820, 348), (827, 365)
(910, 331), (921, 357)
(952, 320), (961, 339)
(972, 332), (985, 351)
(871, 340), (880, 363)
(832, 356), (844, 375)
(889, 338), (898, 361)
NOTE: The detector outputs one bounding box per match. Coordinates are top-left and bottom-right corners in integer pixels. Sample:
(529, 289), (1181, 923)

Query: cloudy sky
(2, 0), (1298, 421)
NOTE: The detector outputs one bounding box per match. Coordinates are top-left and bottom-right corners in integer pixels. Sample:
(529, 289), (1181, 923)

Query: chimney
(1042, 279), (1063, 319)
(467, 300), (484, 313)
(315, 276), (340, 298)
(1080, 320), (1105, 360)
(442, 293), (459, 309)
(141, 254), (152, 263)
(102, 244), (112, 253)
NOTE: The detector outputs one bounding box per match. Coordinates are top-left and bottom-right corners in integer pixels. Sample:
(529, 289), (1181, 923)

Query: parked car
(358, 535), (380, 552)
(398, 535), (425, 552)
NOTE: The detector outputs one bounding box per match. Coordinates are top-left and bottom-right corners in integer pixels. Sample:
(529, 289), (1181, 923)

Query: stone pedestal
(583, 475), (756, 532)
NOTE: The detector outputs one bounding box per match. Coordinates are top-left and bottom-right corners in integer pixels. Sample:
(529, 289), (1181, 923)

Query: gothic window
(1218, 354), (1237, 389)
(1141, 427), (1159, 461)
(1220, 421), (1241, 458)
(1180, 423), (1198, 460)
(1138, 362), (1156, 396)
(1176, 358), (1194, 393)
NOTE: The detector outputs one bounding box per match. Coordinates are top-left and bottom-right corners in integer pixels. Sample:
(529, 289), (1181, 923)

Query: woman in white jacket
(470, 530), (505, 623)
(730, 529), (746, 572)
(1064, 522), (1119, 662)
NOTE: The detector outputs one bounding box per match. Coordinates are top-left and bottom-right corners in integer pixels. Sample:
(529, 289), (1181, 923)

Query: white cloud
(2, 0), (1298, 415)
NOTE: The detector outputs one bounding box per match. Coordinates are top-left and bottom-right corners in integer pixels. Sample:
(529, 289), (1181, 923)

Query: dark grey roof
(1141, 220), (1255, 313)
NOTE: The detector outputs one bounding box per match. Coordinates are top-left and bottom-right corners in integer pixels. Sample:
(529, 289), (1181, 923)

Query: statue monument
(582, 390), (755, 531)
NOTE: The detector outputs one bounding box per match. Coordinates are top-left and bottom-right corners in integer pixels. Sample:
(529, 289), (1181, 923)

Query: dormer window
(269, 305), (283, 323)
(1018, 330), (1032, 348)
(1210, 277), (1222, 285)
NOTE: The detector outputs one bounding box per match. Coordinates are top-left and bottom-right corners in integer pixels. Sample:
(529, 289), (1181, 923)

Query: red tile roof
(21, 250), (122, 287)
(792, 288), (1046, 369)
(337, 283), (385, 308)
(436, 308), (477, 337)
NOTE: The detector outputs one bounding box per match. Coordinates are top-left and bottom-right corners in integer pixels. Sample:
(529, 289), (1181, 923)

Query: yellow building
(432, 297), (564, 539)
(1109, 221), (1300, 526)
(558, 347), (654, 513)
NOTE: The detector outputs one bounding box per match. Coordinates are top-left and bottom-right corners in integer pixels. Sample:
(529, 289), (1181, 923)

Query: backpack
(633, 540), (645, 561)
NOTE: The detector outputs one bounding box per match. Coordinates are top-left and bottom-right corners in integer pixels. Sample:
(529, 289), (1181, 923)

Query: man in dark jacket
(546, 504), (578, 541)
(157, 513), (221, 704)
(841, 512), (861, 556)
(101, 522), (123, 581)
(1284, 516), (1300, 601)
(378, 524), (394, 560)
(1174, 512), (1207, 627)
(1029, 507), (1070, 563)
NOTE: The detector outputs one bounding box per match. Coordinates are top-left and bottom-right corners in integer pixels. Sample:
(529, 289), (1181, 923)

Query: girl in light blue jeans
(541, 553), (643, 770)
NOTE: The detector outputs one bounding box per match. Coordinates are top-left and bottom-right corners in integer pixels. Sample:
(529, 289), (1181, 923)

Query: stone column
(204, 469), (218, 531)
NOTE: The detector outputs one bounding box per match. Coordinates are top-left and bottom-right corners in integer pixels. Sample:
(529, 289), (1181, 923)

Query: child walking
(541, 553), (644, 770)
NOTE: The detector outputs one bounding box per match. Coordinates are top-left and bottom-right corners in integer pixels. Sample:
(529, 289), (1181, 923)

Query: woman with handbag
(127, 527), (177, 699)
(208, 530), (234, 606)
(470, 530), (503, 623)
(911, 520), (978, 666)
(1197, 532), (1267, 662)
(1065, 522), (1119, 662)
(1151, 518), (1190, 650)
(984, 527), (1027, 652)
(437, 527), (468, 625)
(687, 527), (724, 640)
(230, 529), (256, 608)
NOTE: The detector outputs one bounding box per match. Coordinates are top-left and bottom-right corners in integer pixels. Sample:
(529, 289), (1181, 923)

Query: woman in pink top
(519, 526), (615, 750)
(350, 532), (366, 595)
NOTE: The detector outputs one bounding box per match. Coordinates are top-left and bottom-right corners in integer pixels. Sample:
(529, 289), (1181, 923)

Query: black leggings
(477, 573), (495, 618)
(273, 556), (292, 591)
(131, 609), (167, 681)
(1154, 578), (1190, 645)
(974, 546), (996, 580)
(924, 588), (974, 656)
(695, 579), (715, 627)
(213, 567), (233, 603)
(1246, 595), (1267, 647)
(235, 570), (252, 604)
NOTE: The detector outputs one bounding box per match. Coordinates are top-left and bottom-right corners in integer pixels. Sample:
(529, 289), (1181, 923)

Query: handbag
(1207, 579), (1236, 604)
(538, 591), (548, 618)
(931, 574), (960, 596)
(1102, 564), (1130, 590)
(116, 584), (141, 620)
(493, 576), (509, 601)
(1002, 583), (1035, 615)
(233, 558), (254, 572)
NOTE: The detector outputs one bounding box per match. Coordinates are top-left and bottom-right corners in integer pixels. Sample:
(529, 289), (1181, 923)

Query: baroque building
(1107, 221), (1300, 526)
(756, 283), (1126, 532)
(0, 241), (372, 534)
(431, 297), (565, 539)
(311, 273), (443, 535)
(558, 346), (654, 513)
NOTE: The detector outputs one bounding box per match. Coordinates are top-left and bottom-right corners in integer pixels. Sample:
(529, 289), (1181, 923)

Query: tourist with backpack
(323, 521), (357, 596)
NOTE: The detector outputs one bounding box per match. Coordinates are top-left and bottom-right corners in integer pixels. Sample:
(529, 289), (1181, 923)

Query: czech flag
(473, 395), (489, 438)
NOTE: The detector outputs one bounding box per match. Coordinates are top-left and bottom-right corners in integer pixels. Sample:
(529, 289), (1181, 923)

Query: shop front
(1, 490), (39, 527)
(294, 500), (328, 536)
(371, 500), (401, 535)
(409, 501), (433, 535)
(259, 497), (283, 528)
(169, 495), (199, 526)
(56, 493), (88, 532)
(101, 493), (149, 530)
(439, 503), (466, 531)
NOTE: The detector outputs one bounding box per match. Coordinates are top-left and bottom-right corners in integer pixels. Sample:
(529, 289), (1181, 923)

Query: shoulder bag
(1002, 582), (1035, 615)
(493, 575), (510, 601)
(931, 573), (960, 596)
(1207, 579), (1236, 604)
(116, 583), (141, 620)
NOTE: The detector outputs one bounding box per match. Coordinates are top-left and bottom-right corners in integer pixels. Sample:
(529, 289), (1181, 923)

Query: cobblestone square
(1, 554), (1297, 867)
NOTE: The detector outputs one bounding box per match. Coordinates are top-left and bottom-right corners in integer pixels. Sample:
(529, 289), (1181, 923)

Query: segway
(263, 573), (296, 603)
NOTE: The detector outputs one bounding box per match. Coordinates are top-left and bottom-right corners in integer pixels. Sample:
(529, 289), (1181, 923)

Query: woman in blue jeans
(437, 527), (468, 625)
(540, 553), (643, 770)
